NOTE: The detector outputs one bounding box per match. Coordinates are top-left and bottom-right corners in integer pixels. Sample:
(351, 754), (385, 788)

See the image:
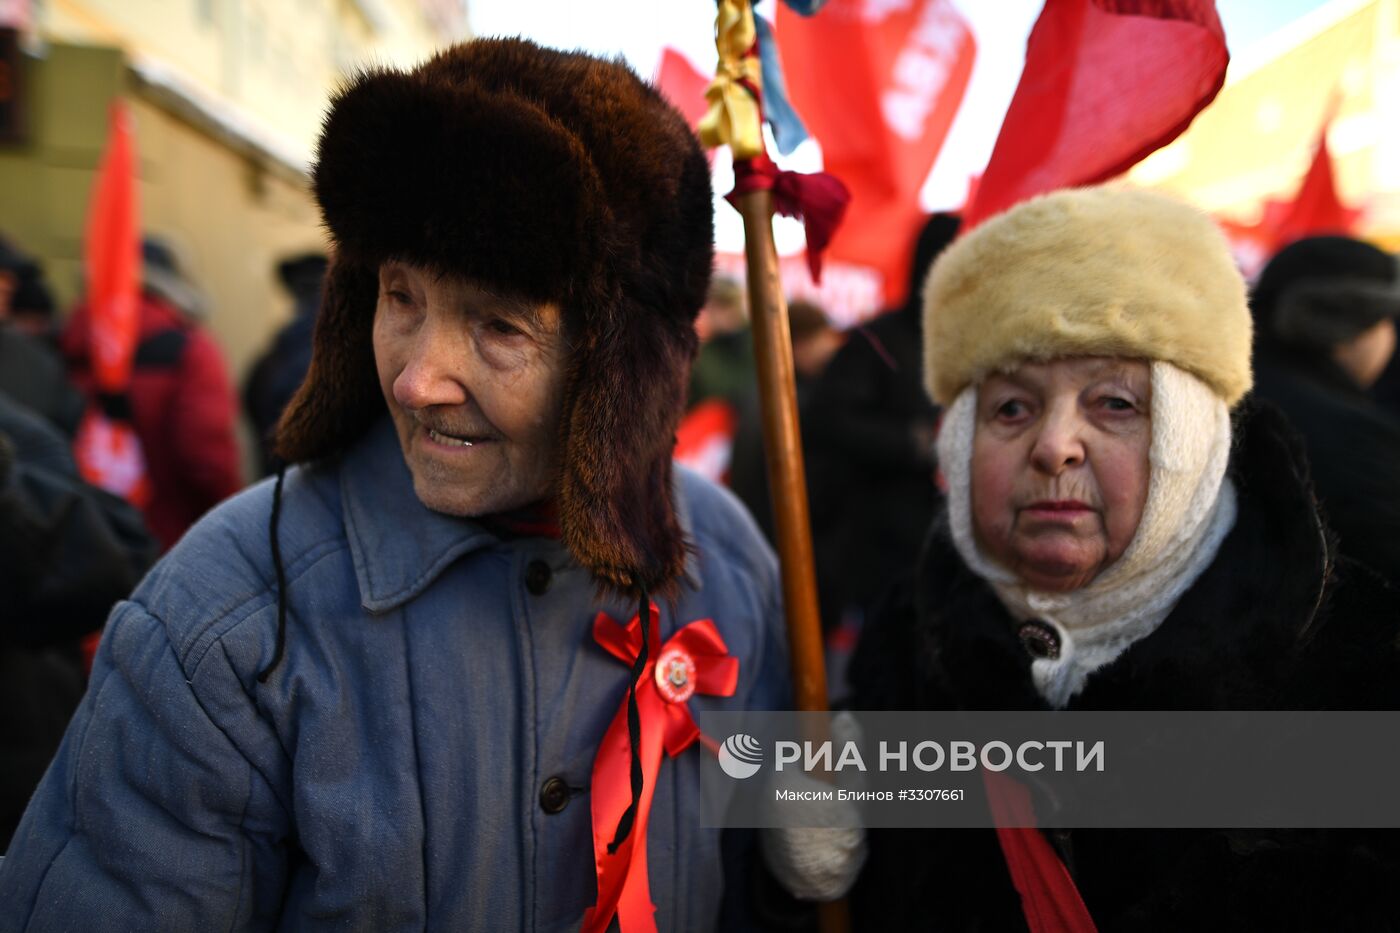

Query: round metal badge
(654, 648), (698, 703)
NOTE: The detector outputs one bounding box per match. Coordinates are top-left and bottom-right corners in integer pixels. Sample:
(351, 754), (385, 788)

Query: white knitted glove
(758, 713), (868, 901)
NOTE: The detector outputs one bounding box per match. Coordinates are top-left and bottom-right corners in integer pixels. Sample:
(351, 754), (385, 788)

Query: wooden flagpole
(700, 3), (849, 929)
(736, 191), (829, 716)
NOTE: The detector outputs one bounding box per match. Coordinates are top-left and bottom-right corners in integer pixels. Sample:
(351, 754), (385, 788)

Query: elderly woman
(847, 188), (1400, 930)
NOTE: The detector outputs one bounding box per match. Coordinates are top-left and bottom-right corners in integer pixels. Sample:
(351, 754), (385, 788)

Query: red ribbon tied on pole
(728, 150), (850, 283)
(583, 604), (739, 933)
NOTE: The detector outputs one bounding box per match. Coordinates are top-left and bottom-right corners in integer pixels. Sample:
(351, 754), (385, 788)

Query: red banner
(75, 101), (150, 507)
(964, 0), (1228, 230)
(84, 102), (140, 392)
(777, 0), (976, 308)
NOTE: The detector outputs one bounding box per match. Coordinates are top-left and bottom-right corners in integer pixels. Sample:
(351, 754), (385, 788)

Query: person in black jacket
(242, 253), (328, 477)
(0, 237), (84, 437)
(802, 213), (959, 634)
(1250, 235), (1400, 585)
(0, 394), (157, 848)
(841, 189), (1400, 931)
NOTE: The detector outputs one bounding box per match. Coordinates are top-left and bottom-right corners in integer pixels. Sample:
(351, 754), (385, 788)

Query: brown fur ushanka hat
(277, 38), (715, 594)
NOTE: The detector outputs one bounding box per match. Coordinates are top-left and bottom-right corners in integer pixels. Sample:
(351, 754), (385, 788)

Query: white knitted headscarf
(937, 361), (1238, 709)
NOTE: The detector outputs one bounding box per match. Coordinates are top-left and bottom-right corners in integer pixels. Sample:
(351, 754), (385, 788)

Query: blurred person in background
(243, 253), (329, 476)
(688, 274), (755, 409)
(0, 392), (156, 849)
(0, 237), (62, 346)
(802, 213), (958, 641)
(61, 235), (243, 551)
(1250, 235), (1400, 585)
(0, 236), (84, 436)
(0, 39), (790, 930)
(729, 298), (844, 572)
(728, 297), (852, 699)
(845, 189), (1400, 930)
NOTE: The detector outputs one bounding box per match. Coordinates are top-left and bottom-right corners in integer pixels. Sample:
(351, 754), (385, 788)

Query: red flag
(777, 0), (976, 307)
(74, 101), (150, 508)
(1267, 122), (1363, 248)
(1219, 119), (1362, 278)
(84, 101), (141, 392)
(964, 0), (1228, 230)
(655, 47), (711, 129)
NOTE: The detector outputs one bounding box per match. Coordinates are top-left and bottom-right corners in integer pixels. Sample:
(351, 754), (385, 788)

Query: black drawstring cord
(257, 464), (291, 683)
(606, 584), (651, 855)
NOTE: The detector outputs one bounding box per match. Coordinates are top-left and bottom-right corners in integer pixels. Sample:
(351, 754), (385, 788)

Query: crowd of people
(1, 36), (1398, 931)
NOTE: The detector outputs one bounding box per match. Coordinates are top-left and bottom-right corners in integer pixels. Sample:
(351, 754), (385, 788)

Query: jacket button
(1017, 620), (1061, 661)
(539, 776), (571, 814)
(525, 559), (551, 595)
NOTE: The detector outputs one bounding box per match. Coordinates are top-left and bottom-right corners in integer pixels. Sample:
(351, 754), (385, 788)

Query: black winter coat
(0, 325), (84, 437)
(849, 403), (1400, 932)
(803, 306), (941, 622)
(1254, 344), (1400, 587)
(0, 394), (157, 849)
(243, 303), (317, 477)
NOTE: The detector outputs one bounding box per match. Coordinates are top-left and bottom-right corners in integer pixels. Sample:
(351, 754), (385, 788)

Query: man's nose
(1029, 403), (1087, 475)
(392, 322), (470, 411)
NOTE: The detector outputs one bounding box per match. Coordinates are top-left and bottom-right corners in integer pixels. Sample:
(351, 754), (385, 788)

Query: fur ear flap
(275, 255), (382, 464)
(558, 294), (698, 595)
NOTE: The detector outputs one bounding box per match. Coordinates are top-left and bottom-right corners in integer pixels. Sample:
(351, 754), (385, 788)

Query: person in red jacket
(62, 236), (243, 550)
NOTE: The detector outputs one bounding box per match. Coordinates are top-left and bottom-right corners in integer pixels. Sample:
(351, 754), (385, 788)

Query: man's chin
(409, 469), (549, 519)
(410, 475), (495, 518)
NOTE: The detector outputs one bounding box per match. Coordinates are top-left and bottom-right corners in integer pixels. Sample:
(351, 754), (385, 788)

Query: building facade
(0, 0), (469, 474)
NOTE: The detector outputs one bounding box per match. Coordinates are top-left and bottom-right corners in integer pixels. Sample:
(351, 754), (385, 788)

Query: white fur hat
(922, 187), (1252, 407)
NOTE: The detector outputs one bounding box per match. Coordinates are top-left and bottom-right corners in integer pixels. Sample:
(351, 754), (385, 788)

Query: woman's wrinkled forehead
(984, 357), (1152, 392)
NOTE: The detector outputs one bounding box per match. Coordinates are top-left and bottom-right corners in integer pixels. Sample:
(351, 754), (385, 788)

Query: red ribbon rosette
(582, 604), (739, 933)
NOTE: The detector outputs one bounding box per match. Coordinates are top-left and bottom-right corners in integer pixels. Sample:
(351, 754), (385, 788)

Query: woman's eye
(994, 399), (1027, 419)
(386, 289), (413, 305)
(1101, 396), (1136, 412)
(487, 318), (524, 337)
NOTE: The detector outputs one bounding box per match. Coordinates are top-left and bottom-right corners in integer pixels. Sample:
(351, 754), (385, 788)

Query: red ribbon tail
(584, 683), (667, 933)
(984, 769), (1098, 933)
(772, 170), (850, 283)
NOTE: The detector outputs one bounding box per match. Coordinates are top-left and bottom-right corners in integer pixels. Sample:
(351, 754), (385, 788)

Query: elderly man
(0, 40), (788, 931)
(847, 188), (1400, 930)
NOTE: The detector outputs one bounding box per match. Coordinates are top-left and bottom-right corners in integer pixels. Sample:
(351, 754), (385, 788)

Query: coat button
(1017, 620), (1061, 660)
(539, 776), (571, 814)
(525, 559), (551, 595)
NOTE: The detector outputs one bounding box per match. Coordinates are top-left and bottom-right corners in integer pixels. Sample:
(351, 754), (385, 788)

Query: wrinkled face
(373, 261), (569, 517)
(971, 357), (1152, 592)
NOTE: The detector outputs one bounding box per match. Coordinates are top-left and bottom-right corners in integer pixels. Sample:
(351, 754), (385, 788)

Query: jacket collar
(341, 417), (501, 613)
(340, 417), (703, 613)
